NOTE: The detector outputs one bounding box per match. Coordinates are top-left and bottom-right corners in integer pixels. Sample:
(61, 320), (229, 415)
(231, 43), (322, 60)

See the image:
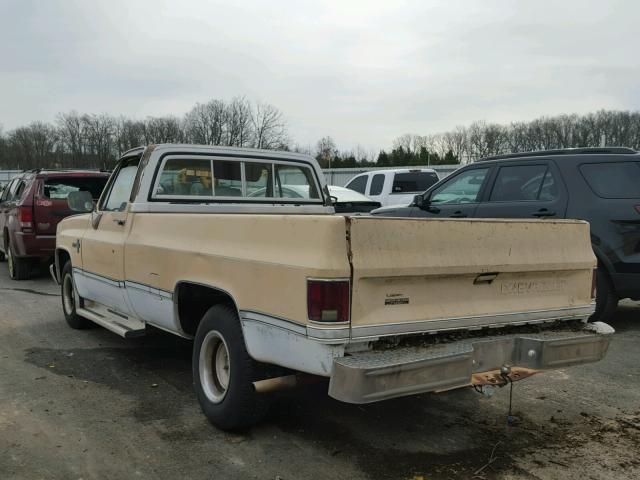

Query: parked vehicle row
(0, 169), (109, 279)
(50, 144), (612, 430)
(372, 147), (640, 322)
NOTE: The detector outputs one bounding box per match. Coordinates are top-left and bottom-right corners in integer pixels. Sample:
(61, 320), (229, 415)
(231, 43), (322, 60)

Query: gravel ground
(0, 266), (638, 480)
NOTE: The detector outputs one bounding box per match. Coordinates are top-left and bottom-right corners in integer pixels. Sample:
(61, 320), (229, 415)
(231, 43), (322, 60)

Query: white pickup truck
(52, 144), (613, 430)
(344, 168), (440, 206)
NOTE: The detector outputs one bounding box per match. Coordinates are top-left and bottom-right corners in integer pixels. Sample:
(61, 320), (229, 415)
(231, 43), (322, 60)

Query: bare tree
(226, 96), (252, 147)
(251, 102), (287, 149)
(316, 136), (336, 168)
(82, 114), (115, 169)
(114, 116), (145, 156)
(184, 100), (227, 145)
(144, 116), (183, 144)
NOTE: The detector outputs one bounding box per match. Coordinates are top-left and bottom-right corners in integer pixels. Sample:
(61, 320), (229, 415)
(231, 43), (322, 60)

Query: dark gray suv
(372, 147), (640, 321)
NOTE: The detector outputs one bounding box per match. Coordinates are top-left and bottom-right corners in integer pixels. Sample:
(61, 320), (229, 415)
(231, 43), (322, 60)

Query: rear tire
(192, 304), (270, 430)
(590, 266), (618, 323)
(7, 243), (31, 280)
(61, 261), (91, 329)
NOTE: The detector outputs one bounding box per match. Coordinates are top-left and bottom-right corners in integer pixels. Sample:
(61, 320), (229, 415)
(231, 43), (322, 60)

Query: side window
(1, 180), (16, 202)
(103, 158), (140, 212)
(489, 165), (548, 202)
(430, 168), (489, 205)
(580, 162), (640, 199)
(274, 164), (320, 199)
(538, 170), (560, 201)
(14, 180), (27, 200)
(369, 174), (385, 196)
(7, 179), (25, 202)
(346, 175), (367, 194)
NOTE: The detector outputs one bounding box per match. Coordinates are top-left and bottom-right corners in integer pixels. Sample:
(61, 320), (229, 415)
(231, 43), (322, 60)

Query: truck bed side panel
(124, 214), (350, 327)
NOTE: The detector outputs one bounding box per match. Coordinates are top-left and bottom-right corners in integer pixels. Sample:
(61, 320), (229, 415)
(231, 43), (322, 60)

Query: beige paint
(124, 213), (350, 322)
(55, 214), (90, 267)
(58, 209), (595, 331)
(82, 210), (130, 281)
(348, 217), (595, 327)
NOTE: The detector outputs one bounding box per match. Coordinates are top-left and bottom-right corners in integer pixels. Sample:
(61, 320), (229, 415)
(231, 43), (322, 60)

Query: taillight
(307, 279), (350, 323)
(591, 269), (597, 299)
(18, 206), (33, 231)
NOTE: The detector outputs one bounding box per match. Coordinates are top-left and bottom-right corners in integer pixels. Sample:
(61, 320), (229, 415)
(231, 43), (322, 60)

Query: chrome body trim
(240, 310), (350, 342)
(241, 310), (307, 336)
(73, 267), (122, 287)
(306, 324), (351, 341)
(124, 280), (173, 300)
(129, 202), (334, 214)
(350, 305), (595, 339)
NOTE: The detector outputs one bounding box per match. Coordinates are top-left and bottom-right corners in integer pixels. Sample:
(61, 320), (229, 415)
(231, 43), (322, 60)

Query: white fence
(0, 170), (21, 184)
(322, 165), (460, 187)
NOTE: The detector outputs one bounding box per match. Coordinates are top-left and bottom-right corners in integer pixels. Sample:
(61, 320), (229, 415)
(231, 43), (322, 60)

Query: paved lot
(0, 266), (639, 480)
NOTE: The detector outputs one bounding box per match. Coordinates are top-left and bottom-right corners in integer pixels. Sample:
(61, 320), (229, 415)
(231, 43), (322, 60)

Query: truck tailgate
(348, 217), (596, 338)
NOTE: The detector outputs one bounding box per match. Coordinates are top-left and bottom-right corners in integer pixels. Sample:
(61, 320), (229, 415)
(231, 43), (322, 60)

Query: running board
(76, 305), (146, 339)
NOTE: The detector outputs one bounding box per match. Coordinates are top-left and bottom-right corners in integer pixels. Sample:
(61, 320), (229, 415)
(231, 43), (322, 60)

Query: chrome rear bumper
(328, 322), (614, 404)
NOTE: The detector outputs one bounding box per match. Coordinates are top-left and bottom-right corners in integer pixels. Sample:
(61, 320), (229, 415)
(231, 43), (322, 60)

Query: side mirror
(67, 191), (94, 213)
(413, 194), (426, 208)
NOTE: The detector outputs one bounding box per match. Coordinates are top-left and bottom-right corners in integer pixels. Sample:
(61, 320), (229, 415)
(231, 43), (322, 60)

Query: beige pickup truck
(52, 144), (613, 429)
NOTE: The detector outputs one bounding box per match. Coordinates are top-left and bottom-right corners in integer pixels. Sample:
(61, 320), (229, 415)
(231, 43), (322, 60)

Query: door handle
(449, 211), (468, 218)
(532, 209), (556, 218)
(113, 219), (126, 226)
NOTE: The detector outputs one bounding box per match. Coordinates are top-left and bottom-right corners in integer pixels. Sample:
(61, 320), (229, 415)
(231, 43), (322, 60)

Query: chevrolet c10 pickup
(51, 144), (614, 429)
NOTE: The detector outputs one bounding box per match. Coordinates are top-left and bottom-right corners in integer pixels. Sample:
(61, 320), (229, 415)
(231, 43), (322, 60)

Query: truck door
(367, 173), (386, 204)
(475, 162), (568, 219)
(413, 167), (491, 218)
(75, 157), (140, 315)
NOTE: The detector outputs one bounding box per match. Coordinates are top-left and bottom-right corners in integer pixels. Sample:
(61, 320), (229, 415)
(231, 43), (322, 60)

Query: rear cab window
(580, 162), (640, 199)
(152, 156), (321, 202)
(392, 171), (439, 194)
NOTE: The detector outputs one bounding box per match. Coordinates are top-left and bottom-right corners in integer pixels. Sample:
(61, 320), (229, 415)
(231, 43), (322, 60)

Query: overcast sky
(1, 0), (639, 152)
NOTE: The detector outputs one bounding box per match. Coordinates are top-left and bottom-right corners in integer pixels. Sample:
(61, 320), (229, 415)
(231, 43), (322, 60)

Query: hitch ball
(500, 365), (512, 375)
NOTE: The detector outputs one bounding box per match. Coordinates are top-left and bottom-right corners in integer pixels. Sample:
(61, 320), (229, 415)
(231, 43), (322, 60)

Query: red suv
(0, 170), (109, 280)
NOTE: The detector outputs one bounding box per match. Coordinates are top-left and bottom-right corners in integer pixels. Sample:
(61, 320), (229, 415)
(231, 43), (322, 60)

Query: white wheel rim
(62, 273), (75, 315)
(199, 330), (230, 403)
